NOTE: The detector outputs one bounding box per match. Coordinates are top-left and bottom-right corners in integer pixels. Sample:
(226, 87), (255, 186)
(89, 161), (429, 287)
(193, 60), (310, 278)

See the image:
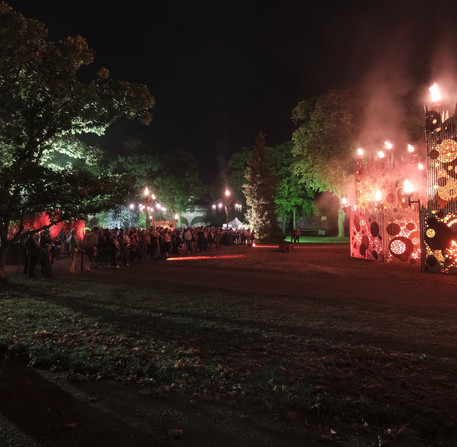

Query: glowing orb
(429, 82), (441, 102)
(426, 228), (436, 238)
(390, 239), (407, 255)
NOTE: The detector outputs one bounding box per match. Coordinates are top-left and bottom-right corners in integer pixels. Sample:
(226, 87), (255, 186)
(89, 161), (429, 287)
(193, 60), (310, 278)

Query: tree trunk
(292, 208), (297, 229)
(0, 245), (10, 284)
(282, 214), (286, 234)
(337, 208), (345, 238)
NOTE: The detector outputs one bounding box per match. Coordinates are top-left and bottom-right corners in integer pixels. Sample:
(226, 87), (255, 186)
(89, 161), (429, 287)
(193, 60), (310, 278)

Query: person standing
(69, 229), (80, 273)
(26, 233), (41, 278)
(40, 233), (52, 279)
(294, 227), (301, 243)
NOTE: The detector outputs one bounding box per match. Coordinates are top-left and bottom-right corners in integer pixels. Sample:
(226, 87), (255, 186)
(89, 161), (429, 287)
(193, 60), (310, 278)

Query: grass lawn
(1, 250), (457, 446)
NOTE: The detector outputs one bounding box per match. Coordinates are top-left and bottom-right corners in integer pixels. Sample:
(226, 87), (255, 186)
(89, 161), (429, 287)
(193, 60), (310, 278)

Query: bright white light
(429, 82), (441, 103)
(356, 148), (364, 156)
(151, 193), (156, 200)
(162, 207), (167, 212)
(375, 190), (382, 202)
(342, 197), (348, 205)
(212, 204), (216, 209)
(384, 141), (393, 150)
(218, 203), (223, 209)
(144, 186), (149, 196)
(403, 179), (414, 194)
(174, 214), (179, 219)
(225, 188), (230, 197)
(418, 162), (424, 170)
(377, 151), (385, 159)
(407, 144), (415, 153)
(156, 203), (161, 209)
(129, 203), (135, 210)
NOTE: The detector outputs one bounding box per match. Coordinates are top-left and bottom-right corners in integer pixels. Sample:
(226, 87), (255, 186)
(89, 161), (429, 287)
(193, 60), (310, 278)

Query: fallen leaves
(168, 429), (183, 439)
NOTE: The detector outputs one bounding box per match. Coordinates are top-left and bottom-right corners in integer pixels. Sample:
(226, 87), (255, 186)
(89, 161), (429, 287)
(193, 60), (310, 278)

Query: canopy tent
(227, 217), (244, 228)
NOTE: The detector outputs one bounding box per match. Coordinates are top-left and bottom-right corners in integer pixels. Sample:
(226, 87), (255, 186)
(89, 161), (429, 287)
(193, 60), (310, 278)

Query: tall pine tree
(243, 131), (283, 242)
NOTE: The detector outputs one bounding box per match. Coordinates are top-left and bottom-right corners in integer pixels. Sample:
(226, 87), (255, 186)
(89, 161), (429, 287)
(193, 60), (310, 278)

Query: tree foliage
(291, 89), (360, 237)
(227, 146), (252, 207)
(0, 3), (155, 279)
(269, 141), (315, 231)
(243, 131), (283, 242)
(151, 150), (204, 226)
(291, 89), (360, 197)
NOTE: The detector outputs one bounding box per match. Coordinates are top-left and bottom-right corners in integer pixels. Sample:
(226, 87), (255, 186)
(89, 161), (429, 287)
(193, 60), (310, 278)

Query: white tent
(227, 217), (244, 228)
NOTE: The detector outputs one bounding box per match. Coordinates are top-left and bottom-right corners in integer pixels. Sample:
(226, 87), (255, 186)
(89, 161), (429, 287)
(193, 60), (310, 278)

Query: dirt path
(0, 360), (309, 447)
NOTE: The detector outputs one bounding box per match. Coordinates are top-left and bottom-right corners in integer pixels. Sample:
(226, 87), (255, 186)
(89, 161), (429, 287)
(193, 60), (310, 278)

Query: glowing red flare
(167, 255), (246, 261)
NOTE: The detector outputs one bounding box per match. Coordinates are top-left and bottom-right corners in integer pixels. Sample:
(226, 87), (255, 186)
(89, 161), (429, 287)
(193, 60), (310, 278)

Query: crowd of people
(22, 226), (255, 278)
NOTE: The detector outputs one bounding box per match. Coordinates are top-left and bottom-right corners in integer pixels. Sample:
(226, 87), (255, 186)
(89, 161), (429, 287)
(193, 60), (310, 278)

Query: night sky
(7, 0), (457, 182)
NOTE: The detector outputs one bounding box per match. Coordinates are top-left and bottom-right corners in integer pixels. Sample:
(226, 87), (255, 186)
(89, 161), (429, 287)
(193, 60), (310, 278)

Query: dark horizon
(7, 0), (457, 183)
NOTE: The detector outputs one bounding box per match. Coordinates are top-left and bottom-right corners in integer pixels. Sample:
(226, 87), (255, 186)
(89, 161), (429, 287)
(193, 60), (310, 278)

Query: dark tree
(152, 150), (204, 227)
(0, 3), (154, 281)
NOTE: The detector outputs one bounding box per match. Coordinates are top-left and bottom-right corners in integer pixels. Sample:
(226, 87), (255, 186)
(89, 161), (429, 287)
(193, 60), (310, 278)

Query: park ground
(1, 241), (457, 446)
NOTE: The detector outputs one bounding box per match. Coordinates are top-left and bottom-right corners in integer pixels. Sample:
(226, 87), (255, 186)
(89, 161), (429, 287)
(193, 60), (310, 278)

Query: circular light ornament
(426, 228), (436, 238)
(436, 139), (457, 163)
(390, 239), (407, 255)
(389, 236), (414, 261)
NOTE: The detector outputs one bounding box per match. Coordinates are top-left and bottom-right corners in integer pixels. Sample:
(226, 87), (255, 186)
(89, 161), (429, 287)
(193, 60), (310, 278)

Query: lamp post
(142, 187), (158, 230)
(212, 187), (242, 229)
(404, 179), (421, 210)
(224, 188), (233, 229)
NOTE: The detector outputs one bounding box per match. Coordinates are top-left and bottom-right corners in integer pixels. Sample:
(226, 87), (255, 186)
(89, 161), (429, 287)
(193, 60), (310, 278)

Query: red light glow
(167, 255), (246, 261)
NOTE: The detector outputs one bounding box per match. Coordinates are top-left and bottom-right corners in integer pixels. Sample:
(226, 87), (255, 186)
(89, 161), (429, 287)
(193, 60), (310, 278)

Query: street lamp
(143, 187), (150, 230)
(142, 187), (158, 230)
(212, 187), (242, 229)
(223, 189), (233, 229)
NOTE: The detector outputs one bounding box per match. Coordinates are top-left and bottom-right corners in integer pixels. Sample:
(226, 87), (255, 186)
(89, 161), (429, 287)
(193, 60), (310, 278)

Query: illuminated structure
(350, 83), (457, 274)
(350, 142), (424, 265)
(422, 86), (457, 273)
